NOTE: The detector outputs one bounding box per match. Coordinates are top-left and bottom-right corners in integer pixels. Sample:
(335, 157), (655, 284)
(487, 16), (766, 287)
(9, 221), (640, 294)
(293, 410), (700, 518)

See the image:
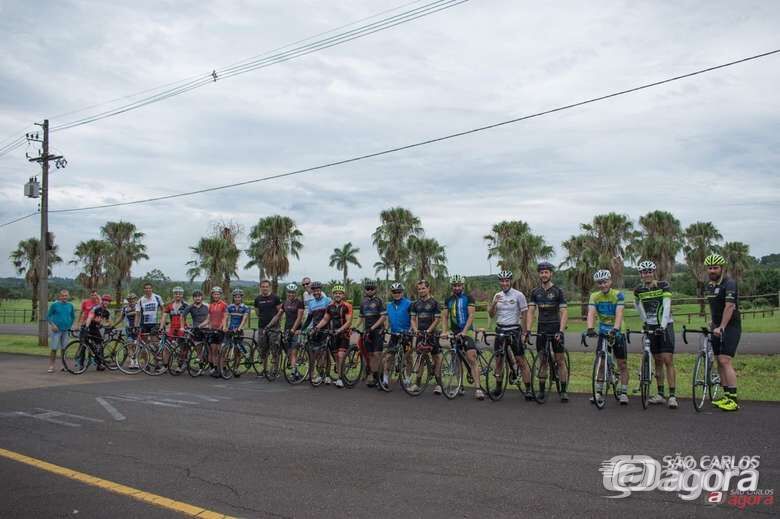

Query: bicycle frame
(582, 332), (620, 409)
(627, 328), (654, 409)
(683, 326), (721, 412)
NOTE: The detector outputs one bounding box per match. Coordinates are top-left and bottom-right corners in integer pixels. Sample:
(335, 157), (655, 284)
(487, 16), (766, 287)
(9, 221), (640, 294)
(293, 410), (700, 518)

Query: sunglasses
(302, 283), (310, 286)
(596, 280), (610, 285)
(639, 270), (655, 275)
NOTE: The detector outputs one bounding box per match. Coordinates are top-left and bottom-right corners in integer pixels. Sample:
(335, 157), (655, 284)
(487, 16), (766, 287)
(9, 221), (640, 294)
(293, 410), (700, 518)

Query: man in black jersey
(358, 279), (386, 387)
(253, 279), (283, 365)
(282, 283), (305, 381)
(410, 279), (442, 394)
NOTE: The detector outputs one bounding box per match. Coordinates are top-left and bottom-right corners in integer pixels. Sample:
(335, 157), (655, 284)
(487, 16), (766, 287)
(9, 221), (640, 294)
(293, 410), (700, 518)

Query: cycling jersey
(706, 276), (741, 325)
(325, 301), (353, 335)
(164, 301), (188, 335)
(208, 300), (227, 329)
(87, 306), (110, 334)
(282, 298), (304, 330)
(121, 304), (139, 328)
(226, 303), (250, 330)
(588, 289), (625, 334)
(254, 293), (282, 328)
(529, 285), (566, 328)
(80, 299), (98, 324)
(493, 288), (528, 327)
(386, 297), (412, 333)
(359, 296), (386, 328)
(306, 295), (332, 328)
(411, 297), (440, 331)
(183, 303), (209, 328)
(634, 281), (673, 326)
(136, 294), (164, 325)
(444, 293), (475, 333)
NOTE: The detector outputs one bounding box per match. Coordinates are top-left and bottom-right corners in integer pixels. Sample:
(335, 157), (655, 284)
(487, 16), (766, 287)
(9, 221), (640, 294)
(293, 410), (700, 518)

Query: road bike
(260, 328), (285, 381)
(440, 333), (489, 400)
(582, 332), (621, 410)
(626, 327), (655, 409)
(482, 329), (534, 402)
(400, 331), (443, 397)
(530, 332), (571, 403)
(282, 329), (310, 384)
(62, 327), (119, 374)
(378, 331), (414, 392)
(221, 329), (254, 380)
(683, 326), (722, 412)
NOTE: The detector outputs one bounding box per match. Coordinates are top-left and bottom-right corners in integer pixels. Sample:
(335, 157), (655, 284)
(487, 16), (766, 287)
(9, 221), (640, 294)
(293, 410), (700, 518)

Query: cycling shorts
(363, 328), (385, 353)
(208, 330), (225, 345)
(711, 323), (741, 357)
(647, 323), (675, 355)
(140, 323), (157, 335)
(535, 329), (565, 354)
(329, 334), (350, 352)
(598, 334), (627, 360)
(494, 326), (523, 356)
(384, 333), (410, 354)
(416, 333), (441, 355)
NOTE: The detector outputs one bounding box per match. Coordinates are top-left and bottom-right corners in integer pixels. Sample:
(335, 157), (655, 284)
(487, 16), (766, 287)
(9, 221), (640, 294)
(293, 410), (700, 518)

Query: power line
(0, 211), (38, 228)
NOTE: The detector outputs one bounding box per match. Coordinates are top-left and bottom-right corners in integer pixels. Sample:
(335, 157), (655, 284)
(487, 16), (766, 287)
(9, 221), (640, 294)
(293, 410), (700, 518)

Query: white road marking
(1, 409), (104, 428)
(96, 397), (126, 421)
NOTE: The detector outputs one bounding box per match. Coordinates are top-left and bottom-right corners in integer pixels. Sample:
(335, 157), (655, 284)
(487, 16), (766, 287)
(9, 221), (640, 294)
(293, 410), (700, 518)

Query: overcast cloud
(1, 0), (779, 285)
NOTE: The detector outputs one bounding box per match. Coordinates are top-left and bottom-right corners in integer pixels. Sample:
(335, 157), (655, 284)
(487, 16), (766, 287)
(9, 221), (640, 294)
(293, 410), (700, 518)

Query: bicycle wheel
(167, 343), (188, 376)
(401, 352), (431, 396)
(309, 348), (327, 387)
(532, 349), (551, 395)
(552, 350), (571, 396)
(283, 343), (310, 384)
(102, 339), (121, 371)
(220, 344), (236, 380)
(485, 351), (508, 401)
(62, 340), (89, 374)
(692, 352), (707, 412)
(264, 344), (283, 382)
(253, 340), (268, 377)
(115, 341), (142, 375)
(141, 345), (166, 376)
(187, 345), (208, 377)
(708, 358), (721, 404)
(591, 352), (607, 410)
(640, 351), (651, 409)
(440, 349), (462, 400)
(341, 345), (364, 387)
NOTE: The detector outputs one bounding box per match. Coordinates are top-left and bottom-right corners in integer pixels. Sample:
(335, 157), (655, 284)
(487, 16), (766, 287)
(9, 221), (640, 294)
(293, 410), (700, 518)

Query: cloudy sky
(1, 0), (779, 284)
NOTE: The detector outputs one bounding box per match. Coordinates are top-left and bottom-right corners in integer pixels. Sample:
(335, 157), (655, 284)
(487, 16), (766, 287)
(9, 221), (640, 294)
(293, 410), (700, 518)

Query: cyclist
(358, 279), (386, 387)
(182, 289), (209, 335)
(301, 277), (314, 321)
(207, 286), (228, 377)
(586, 270), (629, 405)
(305, 281), (332, 384)
(634, 260), (677, 409)
(442, 274), (484, 400)
(113, 294), (140, 369)
(383, 282), (413, 389)
(82, 294), (113, 371)
(526, 262), (569, 403)
(315, 284), (353, 388)
(78, 290), (101, 328)
(137, 283), (164, 339)
(253, 279), (283, 366)
(159, 287), (189, 371)
(227, 288), (251, 332)
(410, 279), (442, 394)
(704, 253), (741, 412)
(489, 271), (533, 400)
(282, 283), (305, 381)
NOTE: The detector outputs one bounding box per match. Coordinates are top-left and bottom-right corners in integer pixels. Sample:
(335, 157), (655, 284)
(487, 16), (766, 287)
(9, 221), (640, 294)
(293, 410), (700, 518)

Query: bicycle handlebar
(681, 325), (710, 344)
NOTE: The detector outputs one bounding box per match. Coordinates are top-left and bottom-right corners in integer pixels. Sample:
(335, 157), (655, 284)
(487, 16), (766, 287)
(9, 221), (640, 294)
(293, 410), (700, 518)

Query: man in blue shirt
(47, 289), (75, 373)
(382, 282), (412, 388)
(441, 275), (484, 400)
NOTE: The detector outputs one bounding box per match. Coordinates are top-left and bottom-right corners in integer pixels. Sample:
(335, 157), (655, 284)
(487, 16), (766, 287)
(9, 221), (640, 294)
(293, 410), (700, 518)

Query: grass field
(2, 334), (778, 402)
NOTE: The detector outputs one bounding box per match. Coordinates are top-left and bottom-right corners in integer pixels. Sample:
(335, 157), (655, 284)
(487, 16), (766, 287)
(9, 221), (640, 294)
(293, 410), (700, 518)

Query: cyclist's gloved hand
(554, 331), (563, 342)
(609, 327), (620, 337)
(586, 328), (597, 338)
(523, 330), (531, 341)
(653, 327), (665, 336)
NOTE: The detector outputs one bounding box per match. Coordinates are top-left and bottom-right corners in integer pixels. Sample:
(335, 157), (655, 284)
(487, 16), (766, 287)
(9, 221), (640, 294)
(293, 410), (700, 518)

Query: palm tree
(10, 236), (63, 320)
(484, 220), (553, 294)
(633, 210), (683, 281)
(372, 207), (422, 281)
(245, 215), (303, 292)
(329, 242), (361, 288)
(101, 221), (148, 303)
(187, 226), (241, 294)
(720, 241), (752, 282)
(69, 239), (109, 292)
(373, 255), (392, 299)
(561, 234), (599, 317)
(407, 236), (447, 282)
(683, 222), (722, 313)
(581, 213), (637, 288)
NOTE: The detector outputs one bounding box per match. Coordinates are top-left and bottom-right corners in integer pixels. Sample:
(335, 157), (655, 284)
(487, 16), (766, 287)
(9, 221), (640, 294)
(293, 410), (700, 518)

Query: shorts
(384, 333), (411, 354)
(453, 333), (477, 351)
(711, 323), (741, 357)
(647, 323), (675, 355)
(598, 333), (627, 360)
(535, 329), (565, 354)
(50, 330), (68, 351)
(256, 327), (281, 350)
(284, 330), (299, 351)
(416, 332), (441, 355)
(125, 327), (138, 341)
(208, 330), (225, 345)
(191, 328), (208, 342)
(140, 323), (158, 335)
(494, 326), (523, 356)
(363, 328), (385, 353)
(329, 334), (350, 352)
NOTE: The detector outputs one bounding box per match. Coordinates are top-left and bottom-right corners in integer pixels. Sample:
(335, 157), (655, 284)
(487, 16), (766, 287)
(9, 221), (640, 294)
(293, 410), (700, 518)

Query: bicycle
(308, 329), (343, 387)
(115, 327), (144, 375)
(221, 329), (254, 380)
(483, 329), (534, 401)
(282, 329), (310, 384)
(626, 327), (654, 409)
(440, 333), (488, 400)
(186, 328), (220, 377)
(62, 327), (118, 374)
(530, 332), (571, 403)
(582, 332), (621, 410)
(400, 331), (443, 397)
(378, 331), (414, 392)
(258, 328), (285, 381)
(683, 326), (722, 412)
(140, 331), (183, 376)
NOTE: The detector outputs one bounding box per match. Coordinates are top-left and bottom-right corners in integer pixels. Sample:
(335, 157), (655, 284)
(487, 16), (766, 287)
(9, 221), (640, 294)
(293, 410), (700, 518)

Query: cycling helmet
(172, 286), (184, 294)
(637, 260), (657, 272)
(331, 284), (345, 293)
(101, 294), (112, 302)
(363, 279), (377, 289)
(593, 270), (612, 281)
(497, 270), (513, 280)
(450, 274), (465, 285)
(127, 293), (138, 300)
(286, 283), (298, 292)
(390, 282), (404, 292)
(211, 286), (223, 294)
(232, 288), (244, 296)
(310, 281), (323, 290)
(192, 290), (203, 297)
(704, 253), (726, 266)
(537, 261), (554, 272)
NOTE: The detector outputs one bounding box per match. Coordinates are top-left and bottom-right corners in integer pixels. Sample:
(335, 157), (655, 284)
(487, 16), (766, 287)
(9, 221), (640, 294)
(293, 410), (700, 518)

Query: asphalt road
(0, 354), (777, 518)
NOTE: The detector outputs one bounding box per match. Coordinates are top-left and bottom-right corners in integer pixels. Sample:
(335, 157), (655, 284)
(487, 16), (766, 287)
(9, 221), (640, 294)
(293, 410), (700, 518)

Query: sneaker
(335, 379), (344, 388)
(716, 397), (739, 412)
(47, 366), (55, 373)
(560, 391), (569, 403)
(668, 396), (678, 409)
(366, 378), (377, 388)
(409, 384), (420, 392)
(491, 388), (502, 398)
(312, 375), (323, 384)
(590, 393), (603, 404)
(433, 385), (442, 395)
(403, 377), (411, 387)
(711, 395), (729, 407)
(618, 393), (629, 405)
(535, 392), (546, 404)
(648, 394), (667, 405)
(96, 365), (105, 372)
(524, 390), (535, 401)
(475, 389), (485, 400)
(458, 388), (465, 396)
(324, 376), (332, 385)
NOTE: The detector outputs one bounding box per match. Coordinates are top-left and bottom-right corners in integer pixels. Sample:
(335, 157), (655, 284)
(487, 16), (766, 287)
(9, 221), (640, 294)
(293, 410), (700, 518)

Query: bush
(741, 300), (753, 310)
(753, 297), (770, 308)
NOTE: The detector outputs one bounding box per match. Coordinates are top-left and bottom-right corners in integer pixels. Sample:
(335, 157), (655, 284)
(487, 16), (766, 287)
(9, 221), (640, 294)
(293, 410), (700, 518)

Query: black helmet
(310, 281), (323, 290)
(363, 279), (377, 289)
(537, 261), (555, 272)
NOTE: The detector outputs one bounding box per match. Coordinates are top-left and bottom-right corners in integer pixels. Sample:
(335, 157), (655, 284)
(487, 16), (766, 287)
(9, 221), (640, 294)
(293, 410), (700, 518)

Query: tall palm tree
(581, 213), (637, 288)
(10, 236), (63, 320)
(187, 226), (241, 294)
(720, 241), (752, 282)
(371, 207), (422, 281)
(634, 210), (683, 281)
(245, 215), (303, 292)
(561, 234), (599, 317)
(101, 221), (148, 303)
(69, 239), (109, 292)
(683, 221), (722, 313)
(329, 242), (361, 288)
(484, 220), (553, 294)
(406, 236), (447, 282)
(373, 255), (392, 299)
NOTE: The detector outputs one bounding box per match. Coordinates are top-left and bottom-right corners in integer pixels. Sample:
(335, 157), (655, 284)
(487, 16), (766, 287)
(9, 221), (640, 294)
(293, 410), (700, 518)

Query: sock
(596, 383), (604, 394)
(657, 384), (665, 397)
(725, 386), (737, 402)
(561, 382), (567, 392)
(538, 381), (546, 393)
(525, 383), (532, 392)
(383, 374), (389, 385)
(669, 387), (676, 397)
(620, 384), (628, 395)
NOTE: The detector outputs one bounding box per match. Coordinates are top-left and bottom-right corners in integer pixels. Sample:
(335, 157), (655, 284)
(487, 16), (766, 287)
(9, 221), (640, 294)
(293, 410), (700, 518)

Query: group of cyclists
(61, 252), (742, 411)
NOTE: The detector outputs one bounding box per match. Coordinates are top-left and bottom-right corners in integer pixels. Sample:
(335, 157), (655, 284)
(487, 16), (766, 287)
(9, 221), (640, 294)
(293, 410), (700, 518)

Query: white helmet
(638, 260), (657, 272)
(172, 286), (184, 294)
(211, 286), (223, 294)
(593, 270), (612, 281)
(286, 283), (298, 292)
(390, 282), (404, 292)
(497, 270), (513, 280)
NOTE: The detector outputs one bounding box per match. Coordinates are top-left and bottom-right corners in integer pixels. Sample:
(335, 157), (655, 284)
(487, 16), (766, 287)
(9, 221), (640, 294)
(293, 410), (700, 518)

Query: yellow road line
(0, 447), (235, 518)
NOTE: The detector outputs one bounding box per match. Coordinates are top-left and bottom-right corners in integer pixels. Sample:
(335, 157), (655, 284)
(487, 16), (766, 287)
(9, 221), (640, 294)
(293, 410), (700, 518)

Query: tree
(407, 236), (447, 282)
(720, 241), (752, 282)
(561, 234), (599, 317)
(633, 210), (683, 281)
(245, 215), (303, 292)
(69, 239), (109, 292)
(683, 222), (722, 313)
(329, 242), (361, 288)
(101, 221), (148, 304)
(484, 220), (553, 294)
(10, 236), (63, 320)
(187, 224), (241, 294)
(581, 213), (637, 288)
(371, 207), (422, 281)
(373, 255), (392, 299)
